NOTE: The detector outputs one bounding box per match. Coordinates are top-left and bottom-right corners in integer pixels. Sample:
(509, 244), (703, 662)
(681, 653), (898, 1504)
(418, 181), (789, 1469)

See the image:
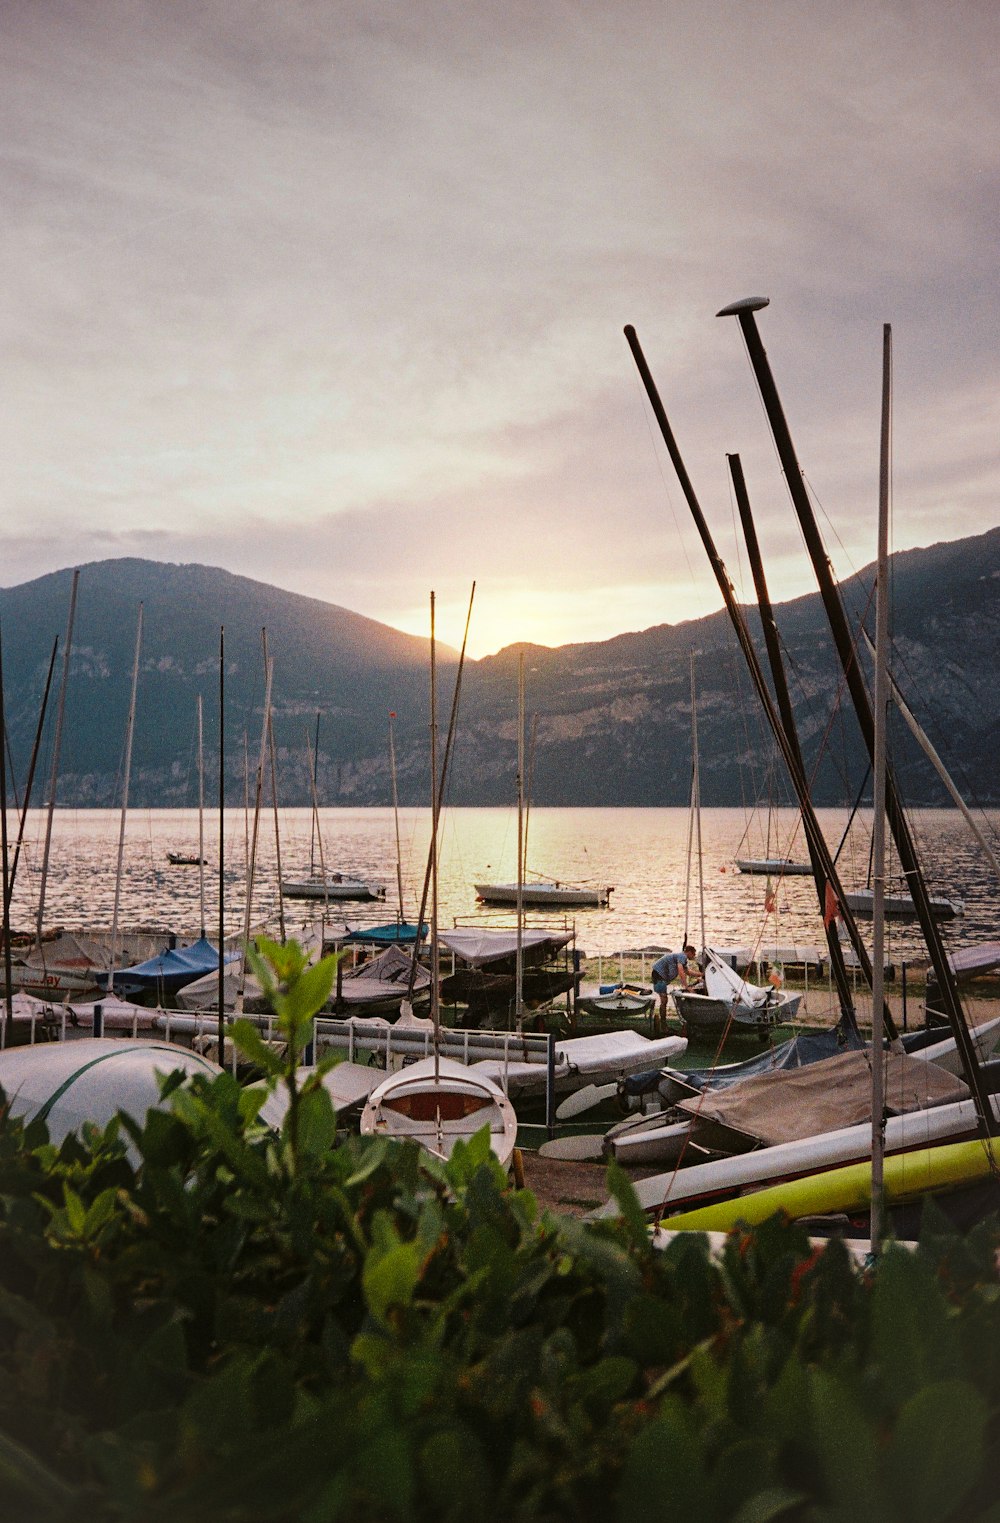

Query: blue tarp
(342, 922), (428, 946)
(625, 1026), (866, 1099)
(107, 937), (236, 997)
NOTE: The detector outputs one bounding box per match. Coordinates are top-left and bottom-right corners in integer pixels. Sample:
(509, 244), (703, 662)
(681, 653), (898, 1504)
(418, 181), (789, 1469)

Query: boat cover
(473, 1030), (687, 1093)
(19, 932), (112, 975)
(0, 1037), (222, 1147)
(336, 945), (430, 1005)
(111, 937), (235, 991)
(342, 922), (428, 945)
(658, 1026), (865, 1095)
(438, 928), (572, 967)
(677, 1049), (968, 1148)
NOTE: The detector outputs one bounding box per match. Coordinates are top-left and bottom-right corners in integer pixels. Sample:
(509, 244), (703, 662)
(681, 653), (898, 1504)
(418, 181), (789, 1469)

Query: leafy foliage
(0, 941), (997, 1519)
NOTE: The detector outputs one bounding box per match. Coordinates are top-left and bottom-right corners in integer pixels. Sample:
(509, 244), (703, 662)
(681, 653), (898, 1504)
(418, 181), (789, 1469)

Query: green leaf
(363, 1240), (423, 1328)
(294, 1085), (337, 1158)
(616, 1397), (709, 1523)
(731, 1486), (807, 1523)
(230, 1018), (284, 1076)
(883, 1380), (987, 1523)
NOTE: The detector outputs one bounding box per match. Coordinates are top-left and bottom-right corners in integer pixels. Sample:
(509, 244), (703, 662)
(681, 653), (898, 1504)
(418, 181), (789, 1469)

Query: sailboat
(359, 592), (517, 1168)
(280, 713), (385, 903)
(672, 946), (802, 1037)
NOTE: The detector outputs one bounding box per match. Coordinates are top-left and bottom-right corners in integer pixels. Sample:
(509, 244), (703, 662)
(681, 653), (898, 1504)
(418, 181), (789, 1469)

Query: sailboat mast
(728, 453), (874, 1041)
(718, 296), (993, 1132)
(624, 326), (875, 1043)
(405, 582), (476, 1001)
(238, 645), (274, 1013)
(108, 604), (143, 1001)
(263, 629), (285, 944)
(870, 323), (893, 1254)
(217, 627), (226, 1065)
(0, 627), (13, 1046)
(515, 652), (525, 1029)
(309, 711), (320, 878)
(35, 567), (79, 947)
(690, 654), (706, 951)
(429, 593), (440, 1079)
(197, 695), (206, 938)
(388, 711), (405, 922)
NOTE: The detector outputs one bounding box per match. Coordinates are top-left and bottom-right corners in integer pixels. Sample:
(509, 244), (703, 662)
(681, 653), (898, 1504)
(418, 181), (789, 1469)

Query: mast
(0, 627), (12, 1046)
(35, 568), (79, 947)
(237, 643), (274, 1014)
(303, 725), (329, 940)
(860, 627), (1000, 889)
(429, 593), (440, 1083)
(717, 296), (993, 1130)
(263, 629), (286, 944)
(515, 652), (526, 1030)
(309, 711), (320, 878)
(870, 323), (893, 1253)
(689, 654), (706, 951)
(623, 326), (867, 1042)
(388, 710), (405, 921)
(8, 636), (58, 906)
(405, 582), (476, 1001)
(197, 695), (206, 938)
(108, 604), (143, 1000)
(728, 453), (879, 1038)
(217, 627), (225, 1065)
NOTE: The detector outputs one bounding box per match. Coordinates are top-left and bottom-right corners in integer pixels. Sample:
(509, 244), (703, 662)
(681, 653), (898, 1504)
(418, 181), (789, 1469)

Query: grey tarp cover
(437, 928), (573, 967)
(677, 1048), (969, 1147)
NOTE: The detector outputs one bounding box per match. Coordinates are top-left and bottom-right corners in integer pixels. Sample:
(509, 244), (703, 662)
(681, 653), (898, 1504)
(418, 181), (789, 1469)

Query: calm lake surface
(7, 805), (998, 964)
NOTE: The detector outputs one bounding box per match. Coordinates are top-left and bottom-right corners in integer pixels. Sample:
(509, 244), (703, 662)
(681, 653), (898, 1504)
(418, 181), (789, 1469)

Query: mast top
(716, 296), (770, 317)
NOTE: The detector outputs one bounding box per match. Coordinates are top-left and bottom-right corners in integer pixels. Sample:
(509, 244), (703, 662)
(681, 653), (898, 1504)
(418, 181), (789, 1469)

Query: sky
(1, 0), (998, 657)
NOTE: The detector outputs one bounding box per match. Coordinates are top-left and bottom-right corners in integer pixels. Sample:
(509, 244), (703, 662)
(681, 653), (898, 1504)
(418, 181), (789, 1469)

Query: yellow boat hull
(659, 1137), (999, 1233)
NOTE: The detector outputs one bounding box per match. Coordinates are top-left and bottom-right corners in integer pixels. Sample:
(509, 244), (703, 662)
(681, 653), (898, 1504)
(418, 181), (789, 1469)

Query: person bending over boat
(651, 946), (697, 1032)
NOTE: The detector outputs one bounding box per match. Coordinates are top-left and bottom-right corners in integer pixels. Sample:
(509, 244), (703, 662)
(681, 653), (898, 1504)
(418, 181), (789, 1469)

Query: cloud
(0, 0), (997, 651)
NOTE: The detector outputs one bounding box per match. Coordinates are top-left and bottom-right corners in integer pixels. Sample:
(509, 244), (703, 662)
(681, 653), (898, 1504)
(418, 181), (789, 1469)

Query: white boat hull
(281, 877), (385, 902)
(474, 881), (611, 908)
(359, 1055), (518, 1168)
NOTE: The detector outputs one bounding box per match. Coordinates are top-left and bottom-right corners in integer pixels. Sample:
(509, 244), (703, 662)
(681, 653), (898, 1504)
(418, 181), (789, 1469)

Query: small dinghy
(672, 947), (801, 1038)
(359, 1055), (518, 1167)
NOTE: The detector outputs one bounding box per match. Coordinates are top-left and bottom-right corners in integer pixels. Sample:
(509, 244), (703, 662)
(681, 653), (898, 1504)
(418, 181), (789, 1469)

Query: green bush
(0, 940), (997, 1521)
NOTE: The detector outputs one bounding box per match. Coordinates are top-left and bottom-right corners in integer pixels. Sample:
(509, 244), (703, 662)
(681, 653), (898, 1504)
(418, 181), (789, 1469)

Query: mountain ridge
(0, 530), (997, 808)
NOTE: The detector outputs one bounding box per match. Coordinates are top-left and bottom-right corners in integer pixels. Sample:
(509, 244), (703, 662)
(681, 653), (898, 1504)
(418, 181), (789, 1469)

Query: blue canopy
(107, 937), (236, 997)
(342, 922), (428, 946)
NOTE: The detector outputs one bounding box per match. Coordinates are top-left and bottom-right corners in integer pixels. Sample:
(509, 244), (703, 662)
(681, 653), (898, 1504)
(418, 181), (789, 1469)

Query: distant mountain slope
(1, 533), (997, 808)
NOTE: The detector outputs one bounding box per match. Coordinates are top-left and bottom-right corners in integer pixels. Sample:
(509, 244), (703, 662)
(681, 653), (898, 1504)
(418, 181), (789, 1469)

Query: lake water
(6, 804), (998, 966)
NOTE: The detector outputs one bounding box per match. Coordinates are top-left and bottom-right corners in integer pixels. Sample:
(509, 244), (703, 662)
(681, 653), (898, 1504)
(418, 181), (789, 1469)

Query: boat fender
(511, 1147), (525, 1189)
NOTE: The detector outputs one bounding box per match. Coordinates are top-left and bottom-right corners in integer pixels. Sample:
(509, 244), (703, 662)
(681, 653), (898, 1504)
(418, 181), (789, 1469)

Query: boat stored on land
(359, 1054), (518, 1166)
(672, 947), (801, 1038)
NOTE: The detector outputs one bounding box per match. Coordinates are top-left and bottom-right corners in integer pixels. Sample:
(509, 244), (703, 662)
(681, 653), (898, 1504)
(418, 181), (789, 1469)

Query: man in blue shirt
(651, 944), (697, 1031)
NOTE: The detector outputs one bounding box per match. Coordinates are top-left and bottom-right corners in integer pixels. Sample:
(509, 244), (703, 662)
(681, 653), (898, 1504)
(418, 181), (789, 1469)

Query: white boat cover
(438, 928), (572, 966)
(339, 944), (430, 1003)
(0, 1037), (222, 1145)
(677, 1049), (968, 1148)
(18, 932), (112, 974)
(69, 995), (164, 1032)
(946, 942), (1000, 977)
(256, 1061), (381, 1129)
(473, 1030), (687, 1094)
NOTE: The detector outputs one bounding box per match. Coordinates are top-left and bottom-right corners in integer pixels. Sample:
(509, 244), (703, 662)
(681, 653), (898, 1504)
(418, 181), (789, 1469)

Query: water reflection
(6, 805), (997, 963)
